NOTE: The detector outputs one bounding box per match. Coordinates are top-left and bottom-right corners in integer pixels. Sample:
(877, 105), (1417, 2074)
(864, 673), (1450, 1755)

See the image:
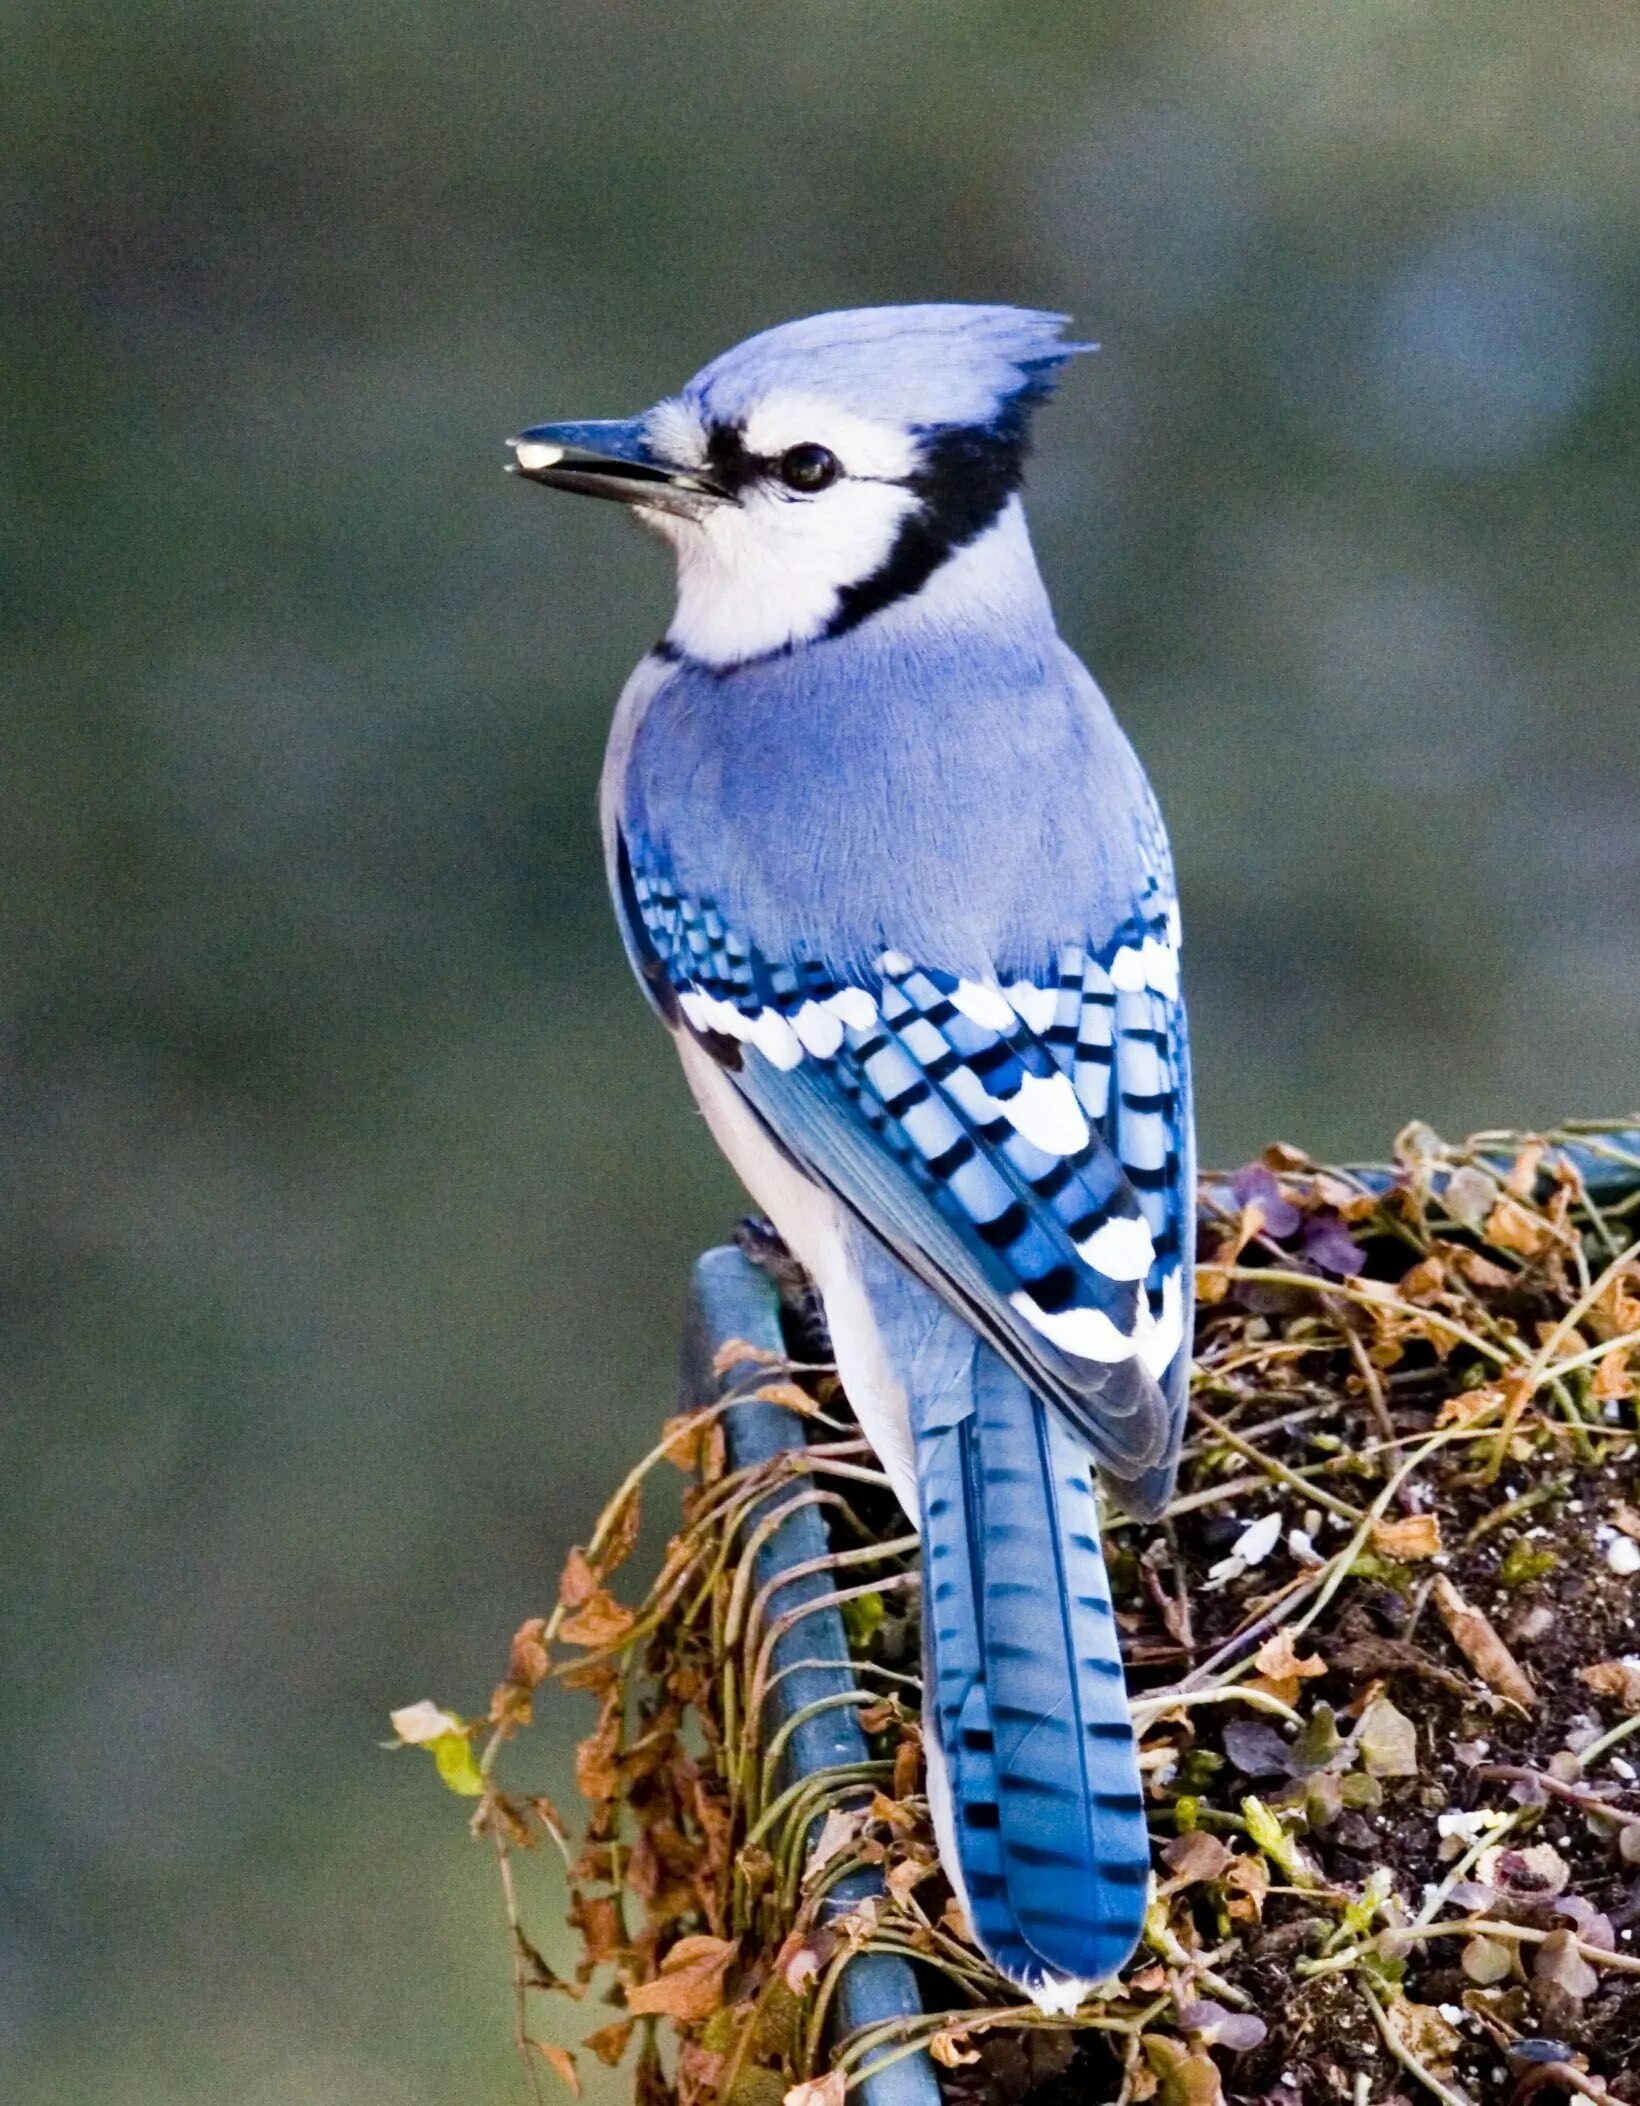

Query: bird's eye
(778, 443), (840, 493)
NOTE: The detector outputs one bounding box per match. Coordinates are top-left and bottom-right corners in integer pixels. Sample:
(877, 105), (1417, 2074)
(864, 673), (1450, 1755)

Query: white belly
(676, 1034), (920, 1519)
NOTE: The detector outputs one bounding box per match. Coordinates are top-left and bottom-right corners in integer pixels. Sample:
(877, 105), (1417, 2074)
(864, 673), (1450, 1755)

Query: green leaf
(1340, 1866), (1394, 1940)
(1242, 1794), (1321, 1886)
(1498, 1539), (1557, 1587)
(1175, 1748), (1225, 1793)
(840, 1591), (886, 1650)
(1292, 1702), (1344, 1774)
(430, 1730), (487, 1796)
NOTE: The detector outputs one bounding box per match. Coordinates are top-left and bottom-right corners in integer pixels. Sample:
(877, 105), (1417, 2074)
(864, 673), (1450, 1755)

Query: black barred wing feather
(621, 844), (1191, 1488)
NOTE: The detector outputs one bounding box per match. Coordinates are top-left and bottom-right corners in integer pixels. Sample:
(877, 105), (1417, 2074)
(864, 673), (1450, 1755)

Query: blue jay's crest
(679, 304), (1093, 437)
(512, 304), (1193, 2002)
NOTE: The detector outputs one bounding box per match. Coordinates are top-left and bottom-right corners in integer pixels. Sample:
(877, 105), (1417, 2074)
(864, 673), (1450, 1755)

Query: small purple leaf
(1231, 1164), (1301, 1239)
(1222, 1719), (1295, 1777)
(1302, 1210), (1366, 1277)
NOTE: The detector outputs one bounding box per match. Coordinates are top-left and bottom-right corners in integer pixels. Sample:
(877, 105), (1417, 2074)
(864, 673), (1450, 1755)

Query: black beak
(505, 418), (730, 515)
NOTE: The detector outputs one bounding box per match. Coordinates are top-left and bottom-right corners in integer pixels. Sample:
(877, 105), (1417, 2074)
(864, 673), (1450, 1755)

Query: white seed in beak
(512, 441), (565, 473)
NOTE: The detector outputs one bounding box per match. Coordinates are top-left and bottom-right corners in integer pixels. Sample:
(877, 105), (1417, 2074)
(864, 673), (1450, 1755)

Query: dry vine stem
(394, 1121), (1640, 2105)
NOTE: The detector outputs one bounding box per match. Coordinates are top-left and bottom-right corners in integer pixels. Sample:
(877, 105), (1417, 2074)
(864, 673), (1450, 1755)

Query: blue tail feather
(916, 1421), (1045, 1982)
(964, 1355), (1150, 1983)
(847, 1232), (1152, 1992)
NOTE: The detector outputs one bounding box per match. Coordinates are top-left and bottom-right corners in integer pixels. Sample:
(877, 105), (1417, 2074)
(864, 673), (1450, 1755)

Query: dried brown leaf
(625, 1934), (738, 2021)
(678, 2041), (726, 2102)
(803, 1806), (865, 1882)
(1398, 1254), (1447, 1304)
(1433, 1575), (1536, 1710)
(885, 1855), (933, 1907)
(1161, 1829), (1234, 1888)
(1370, 1512), (1442, 1563)
(537, 2044), (581, 2096)
(1248, 1628), (1327, 1705)
(1142, 2033), (1226, 2106)
(1453, 1246), (1517, 1291)
(1505, 1140), (1546, 1198)
(575, 1711), (621, 1804)
(929, 2028), (981, 2068)
(754, 1380), (819, 1415)
(559, 1547), (599, 1608)
(1437, 1383), (1507, 1429)
(712, 1337), (784, 1376)
(1485, 1194), (1551, 1257)
(661, 1411), (712, 1471)
(558, 1589), (635, 1650)
(582, 2022), (634, 2069)
(1384, 1998), (1461, 2074)
(514, 1927), (575, 1992)
(1223, 1852), (1269, 1923)
(1580, 1658), (1640, 1709)
(489, 1680), (534, 1730)
(596, 1487), (643, 1580)
(939, 1897), (973, 1944)
(507, 1616), (552, 1689)
(567, 1889), (624, 1968)
(783, 2075), (846, 2106)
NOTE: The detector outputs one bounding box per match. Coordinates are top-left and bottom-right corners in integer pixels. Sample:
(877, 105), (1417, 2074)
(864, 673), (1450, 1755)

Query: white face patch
(662, 479), (917, 664)
(739, 390), (920, 481)
(639, 391), (924, 666)
(642, 396), (708, 470)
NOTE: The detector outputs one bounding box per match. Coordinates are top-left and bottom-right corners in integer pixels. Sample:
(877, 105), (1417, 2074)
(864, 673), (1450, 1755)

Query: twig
(1361, 1982), (1476, 2106)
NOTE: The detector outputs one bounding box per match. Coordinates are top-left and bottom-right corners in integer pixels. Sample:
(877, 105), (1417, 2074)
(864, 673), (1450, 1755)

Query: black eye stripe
(703, 422), (847, 495)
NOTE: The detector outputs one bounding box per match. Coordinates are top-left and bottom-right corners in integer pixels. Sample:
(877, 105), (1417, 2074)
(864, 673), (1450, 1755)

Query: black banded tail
(915, 1345), (1150, 1990)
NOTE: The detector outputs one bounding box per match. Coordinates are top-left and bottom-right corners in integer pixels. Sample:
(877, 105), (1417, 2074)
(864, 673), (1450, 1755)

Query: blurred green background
(5, 2), (1637, 2098)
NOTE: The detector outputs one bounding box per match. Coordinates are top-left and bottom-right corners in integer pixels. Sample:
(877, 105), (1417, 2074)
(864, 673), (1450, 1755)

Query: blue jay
(510, 307), (1193, 2006)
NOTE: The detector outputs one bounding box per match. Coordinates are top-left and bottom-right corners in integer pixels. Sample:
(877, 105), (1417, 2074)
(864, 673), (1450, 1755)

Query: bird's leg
(732, 1215), (832, 1358)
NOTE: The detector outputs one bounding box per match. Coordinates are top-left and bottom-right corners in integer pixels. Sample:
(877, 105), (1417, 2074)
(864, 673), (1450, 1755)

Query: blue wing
(617, 832), (1192, 1496)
